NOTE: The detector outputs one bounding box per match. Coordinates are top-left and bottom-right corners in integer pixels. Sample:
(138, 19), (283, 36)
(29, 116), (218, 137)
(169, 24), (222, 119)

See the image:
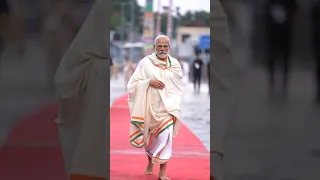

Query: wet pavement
(222, 2), (320, 179)
(224, 67), (320, 180)
(179, 82), (210, 151)
(110, 75), (127, 106)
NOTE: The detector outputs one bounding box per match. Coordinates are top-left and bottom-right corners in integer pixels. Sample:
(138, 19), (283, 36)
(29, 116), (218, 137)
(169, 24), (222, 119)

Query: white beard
(156, 52), (167, 59)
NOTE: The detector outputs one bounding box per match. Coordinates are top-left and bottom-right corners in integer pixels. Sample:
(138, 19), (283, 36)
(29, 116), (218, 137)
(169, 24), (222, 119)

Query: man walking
(123, 56), (134, 88)
(265, 0), (297, 97)
(127, 35), (183, 180)
(192, 52), (204, 93)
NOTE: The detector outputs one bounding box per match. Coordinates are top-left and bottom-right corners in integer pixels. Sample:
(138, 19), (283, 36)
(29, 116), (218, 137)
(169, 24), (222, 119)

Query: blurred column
(120, 3), (125, 43)
(173, 6), (180, 39)
(155, 0), (161, 36)
(130, 0), (135, 42)
(142, 0), (154, 55)
(129, 0), (135, 56)
(166, 0), (172, 39)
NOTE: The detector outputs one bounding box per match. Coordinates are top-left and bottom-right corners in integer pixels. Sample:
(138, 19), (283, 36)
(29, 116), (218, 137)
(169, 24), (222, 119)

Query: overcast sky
(136, 0), (210, 15)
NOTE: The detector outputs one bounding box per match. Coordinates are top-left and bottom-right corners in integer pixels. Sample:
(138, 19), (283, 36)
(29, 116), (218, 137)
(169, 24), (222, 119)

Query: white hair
(154, 35), (170, 45)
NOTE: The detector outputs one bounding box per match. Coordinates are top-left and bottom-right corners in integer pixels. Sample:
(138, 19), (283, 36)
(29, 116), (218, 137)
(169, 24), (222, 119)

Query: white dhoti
(144, 83), (174, 164)
(145, 125), (173, 164)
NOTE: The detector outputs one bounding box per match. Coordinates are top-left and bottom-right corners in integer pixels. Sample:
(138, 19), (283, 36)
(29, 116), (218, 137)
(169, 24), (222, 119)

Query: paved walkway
(223, 68), (320, 180)
(222, 2), (320, 179)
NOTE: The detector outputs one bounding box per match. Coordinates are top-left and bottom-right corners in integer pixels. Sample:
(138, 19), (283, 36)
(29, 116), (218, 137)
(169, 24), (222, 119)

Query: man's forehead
(155, 38), (169, 45)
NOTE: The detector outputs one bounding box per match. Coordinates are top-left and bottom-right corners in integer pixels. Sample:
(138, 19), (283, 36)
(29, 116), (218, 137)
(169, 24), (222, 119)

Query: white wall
(176, 26), (210, 44)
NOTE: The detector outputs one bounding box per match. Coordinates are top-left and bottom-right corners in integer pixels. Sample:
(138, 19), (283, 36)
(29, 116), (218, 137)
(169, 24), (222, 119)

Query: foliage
(110, 0), (210, 38)
(110, 0), (143, 31)
(155, 10), (210, 38)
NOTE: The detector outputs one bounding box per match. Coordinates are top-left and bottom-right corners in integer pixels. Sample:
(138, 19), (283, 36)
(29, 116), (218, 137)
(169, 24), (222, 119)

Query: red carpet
(110, 95), (210, 180)
(0, 101), (66, 180)
(0, 94), (209, 180)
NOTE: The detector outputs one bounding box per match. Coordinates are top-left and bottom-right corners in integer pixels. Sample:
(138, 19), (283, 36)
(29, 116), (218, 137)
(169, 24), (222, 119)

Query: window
(182, 34), (190, 42)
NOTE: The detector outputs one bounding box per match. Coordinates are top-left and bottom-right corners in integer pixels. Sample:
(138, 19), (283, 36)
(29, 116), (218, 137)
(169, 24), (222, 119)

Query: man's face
(154, 38), (170, 59)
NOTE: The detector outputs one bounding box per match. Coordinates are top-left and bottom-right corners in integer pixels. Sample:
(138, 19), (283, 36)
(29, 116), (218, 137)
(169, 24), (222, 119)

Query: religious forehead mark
(157, 39), (169, 45)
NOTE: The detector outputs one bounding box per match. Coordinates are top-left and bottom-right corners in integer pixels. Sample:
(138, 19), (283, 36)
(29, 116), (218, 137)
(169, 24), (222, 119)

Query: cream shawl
(127, 53), (183, 148)
(54, 0), (109, 179)
(211, 0), (237, 155)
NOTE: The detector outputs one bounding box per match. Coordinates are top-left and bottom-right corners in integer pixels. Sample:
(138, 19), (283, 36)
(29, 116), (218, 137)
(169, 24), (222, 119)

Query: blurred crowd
(0, 0), (95, 90)
(216, 1), (320, 179)
(222, 0), (320, 104)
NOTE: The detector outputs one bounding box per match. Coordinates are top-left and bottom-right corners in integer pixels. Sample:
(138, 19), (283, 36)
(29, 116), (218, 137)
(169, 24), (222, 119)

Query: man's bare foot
(158, 174), (170, 180)
(145, 162), (154, 175)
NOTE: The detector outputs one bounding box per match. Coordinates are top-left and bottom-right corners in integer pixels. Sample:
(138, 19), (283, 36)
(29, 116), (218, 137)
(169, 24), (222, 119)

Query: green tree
(110, 0), (143, 31)
(110, 12), (121, 31)
(180, 11), (193, 25)
(193, 11), (210, 25)
(179, 10), (210, 26)
(110, 0), (210, 38)
(153, 10), (209, 38)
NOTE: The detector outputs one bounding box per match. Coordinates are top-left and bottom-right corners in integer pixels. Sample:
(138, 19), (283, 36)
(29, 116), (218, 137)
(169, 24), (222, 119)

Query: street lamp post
(167, 0), (172, 40)
(129, 0), (135, 56)
(121, 3), (125, 43)
(120, 2), (131, 43)
(120, 1), (133, 62)
(175, 7), (180, 39)
(130, 0), (135, 42)
(163, 5), (180, 40)
(156, 0), (162, 36)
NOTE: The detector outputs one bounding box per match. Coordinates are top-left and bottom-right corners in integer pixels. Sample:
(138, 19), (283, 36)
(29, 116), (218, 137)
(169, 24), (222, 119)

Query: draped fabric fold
(127, 53), (183, 148)
(54, 0), (109, 179)
(211, 0), (237, 179)
(211, 0), (237, 156)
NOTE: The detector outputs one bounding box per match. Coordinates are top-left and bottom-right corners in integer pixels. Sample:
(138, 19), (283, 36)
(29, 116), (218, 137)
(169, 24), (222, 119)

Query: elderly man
(127, 35), (183, 180)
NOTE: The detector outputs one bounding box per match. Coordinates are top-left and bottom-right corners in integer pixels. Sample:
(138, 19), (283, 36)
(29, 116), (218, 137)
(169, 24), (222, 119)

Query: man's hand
(149, 79), (165, 90)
